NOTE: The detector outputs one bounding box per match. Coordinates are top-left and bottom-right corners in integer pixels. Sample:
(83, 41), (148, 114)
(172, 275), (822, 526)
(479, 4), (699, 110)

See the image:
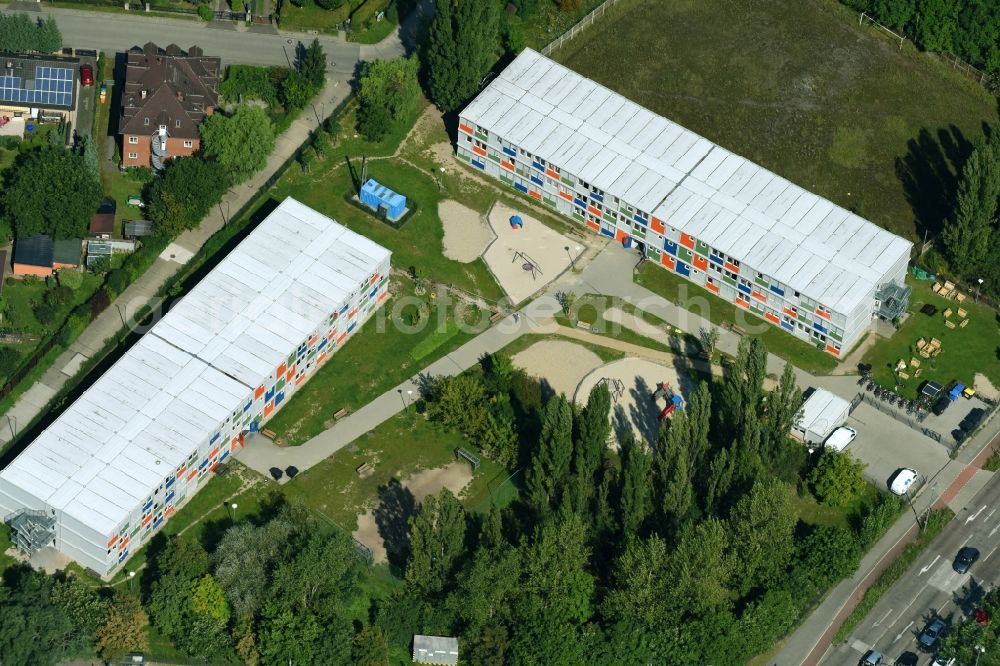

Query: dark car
(953, 546), (980, 574)
(861, 650), (883, 665)
(932, 396), (950, 415)
(80, 63), (94, 87)
(895, 652), (919, 666)
(918, 618), (947, 649)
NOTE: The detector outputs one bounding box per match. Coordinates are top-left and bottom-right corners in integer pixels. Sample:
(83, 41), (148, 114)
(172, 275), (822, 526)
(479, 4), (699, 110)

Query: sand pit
(575, 358), (697, 445)
(484, 202), (573, 305)
(512, 339), (603, 398)
(974, 373), (1000, 402)
(439, 200), (494, 263)
(352, 461), (474, 564)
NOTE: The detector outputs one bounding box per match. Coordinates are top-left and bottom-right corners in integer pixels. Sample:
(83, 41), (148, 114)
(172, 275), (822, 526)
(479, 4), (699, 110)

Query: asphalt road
(0, 4), (365, 71)
(824, 472), (1000, 666)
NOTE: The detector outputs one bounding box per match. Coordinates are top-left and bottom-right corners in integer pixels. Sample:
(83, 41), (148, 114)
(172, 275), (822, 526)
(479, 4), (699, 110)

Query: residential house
(12, 235), (81, 277)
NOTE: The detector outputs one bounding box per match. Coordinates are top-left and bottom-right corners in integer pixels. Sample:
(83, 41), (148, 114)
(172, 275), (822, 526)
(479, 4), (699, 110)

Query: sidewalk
(0, 74), (351, 447)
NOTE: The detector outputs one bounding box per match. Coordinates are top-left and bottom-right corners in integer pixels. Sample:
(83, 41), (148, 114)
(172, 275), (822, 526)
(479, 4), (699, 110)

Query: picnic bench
(489, 311), (504, 325)
(334, 407), (350, 421)
(355, 462), (373, 478)
(576, 320), (592, 330)
(261, 428), (277, 439)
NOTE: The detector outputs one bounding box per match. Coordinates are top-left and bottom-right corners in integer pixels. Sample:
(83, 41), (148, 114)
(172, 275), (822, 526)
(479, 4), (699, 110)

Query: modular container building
(0, 197), (391, 576)
(458, 49), (912, 356)
(360, 179), (407, 221)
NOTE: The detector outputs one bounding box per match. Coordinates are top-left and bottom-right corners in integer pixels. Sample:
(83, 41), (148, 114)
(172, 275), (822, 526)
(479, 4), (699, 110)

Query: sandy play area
(512, 339), (603, 398)
(974, 373), (1000, 402)
(439, 200), (494, 263)
(575, 358), (697, 445)
(484, 202), (574, 305)
(352, 461), (473, 564)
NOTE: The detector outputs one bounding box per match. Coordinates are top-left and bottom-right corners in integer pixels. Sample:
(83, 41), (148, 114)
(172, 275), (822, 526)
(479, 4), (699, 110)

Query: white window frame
(128, 136), (138, 144)
(127, 152), (138, 159)
(183, 140), (193, 148)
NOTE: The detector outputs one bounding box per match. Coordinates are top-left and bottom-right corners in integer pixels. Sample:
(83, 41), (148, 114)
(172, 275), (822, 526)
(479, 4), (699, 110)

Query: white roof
(797, 388), (850, 439)
(413, 635), (459, 666)
(462, 49), (912, 314)
(0, 197), (390, 535)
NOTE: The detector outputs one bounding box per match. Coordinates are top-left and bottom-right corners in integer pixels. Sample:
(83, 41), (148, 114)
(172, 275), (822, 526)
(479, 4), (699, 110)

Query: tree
(105, 269), (131, 297)
(147, 156), (230, 237)
(602, 535), (673, 628)
(95, 594), (148, 660)
(421, 0), (502, 111)
(298, 38), (326, 90)
(808, 450), (867, 507)
(524, 395), (574, 515)
(942, 134), (1000, 275)
(77, 134), (100, 180)
(50, 575), (108, 646)
(656, 417), (695, 536)
(190, 575), (230, 626)
(0, 566), (84, 666)
(914, 0), (960, 52)
(200, 105), (275, 182)
(257, 605), (322, 665)
(2, 146), (101, 239)
(0, 347), (20, 377)
(36, 17), (62, 53)
(213, 516), (295, 620)
(664, 518), (733, 617)
(727, 479), (797, 594)
(280, 71), (313, 110)
(352, 625), (389, 666)
(357, 57), (420, 140)
(270, 530), (361, 617)
(937, 587), (1000, 665)
(570, 382), (611, 513)
(406, 488), (467, 597)
(618, 432), (652, 538)
(33, 302), (56, 326)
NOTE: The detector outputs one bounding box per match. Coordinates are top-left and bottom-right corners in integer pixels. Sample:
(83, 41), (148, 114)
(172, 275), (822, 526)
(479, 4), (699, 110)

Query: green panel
(487, 153), (500, 163)
(287, 352), (296, 365)
(646, 248), (661, 260)
(572, 211), (585, 221)
(678, 248), (694, 263)
(798, 312), (811, 323)
(755, 276), (769, 288)
(723, 275), (737, 286)
(500, 175), (512, 185)
(474, 132), (487, 141)
(562, 178), (575, 188)
(829, 330), (843, 342)
(696, 241), (709, 255)
(544, 197), (555, 207)
(632, 226), (646, 240)
(458, 152), (470, 163)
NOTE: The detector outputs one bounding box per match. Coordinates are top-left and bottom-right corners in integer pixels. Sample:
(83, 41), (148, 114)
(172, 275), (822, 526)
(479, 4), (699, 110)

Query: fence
(859, 391), (943, 443)
(541, 0), (624, 56)
(930, 51), (997, 91)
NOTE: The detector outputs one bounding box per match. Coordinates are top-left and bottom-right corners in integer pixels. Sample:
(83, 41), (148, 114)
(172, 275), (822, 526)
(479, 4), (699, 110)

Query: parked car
(932, 656), (956, 666)
(953, 546), (980, 574)
(895, 652), (918, 666)
(861, 650), (883, 665)
(918, 618), (947, 649)
(80, 63), (94, 87)
(932, 396), (950, 415)
(890, 468), (919, 495)
(825, 426), (857, 452)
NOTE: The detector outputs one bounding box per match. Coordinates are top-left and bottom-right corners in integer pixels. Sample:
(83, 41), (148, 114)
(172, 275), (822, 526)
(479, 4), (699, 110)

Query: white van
(824, 426), (857, 452)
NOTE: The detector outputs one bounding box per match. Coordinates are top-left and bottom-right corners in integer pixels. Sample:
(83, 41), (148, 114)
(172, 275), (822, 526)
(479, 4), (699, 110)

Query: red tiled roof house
(120, 43), (220, 170)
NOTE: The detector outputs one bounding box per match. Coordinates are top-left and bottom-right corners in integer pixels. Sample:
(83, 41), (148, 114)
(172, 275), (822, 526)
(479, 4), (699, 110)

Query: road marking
(920, 555), (941, 574)
(893, 620), (914, 644)
(990, 523), (999, 538)
(984, 545), (999, 563)
(873, 608), (894, 627)
(966, 505), (987, 524)
(988, 507), (998, 521)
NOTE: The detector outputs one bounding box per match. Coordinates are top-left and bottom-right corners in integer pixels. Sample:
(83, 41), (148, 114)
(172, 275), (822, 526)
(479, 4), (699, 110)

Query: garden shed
(360, 179), (406, 221)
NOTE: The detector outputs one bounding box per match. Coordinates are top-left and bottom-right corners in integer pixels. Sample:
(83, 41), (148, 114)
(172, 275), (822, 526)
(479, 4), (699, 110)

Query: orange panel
(651, 217), (666, 234)
(210, 462), (219, 473)
(276, 363), (286, 378)
(295, 375), (306, 386)
(175, 466), (186, 479)
(661, 254), (676, 270)
(120, 536), (129, 548)
(377, 291), (388, 303)
(826, 345), (840, 356)
(318, 352), (328, 364)
(108, 534), (119, 548)
(587, 206), (602, 217)
(501, 160), (514, 171)
(231, 438), (239, 451)
(337, 333), (348, 345)
(706, 282), (720, 294)
(142, 514), (152, 527)
(370, 273), (379, 284)
(783, 307), (797, 318)
(187, 469), (198, 481)
(458, 123), (473, 135)
(735, 297), (749, 310)
(724, 261), (740, 273)
(238, 432), (245, 446)
(349, 308), (358, 319)
(264, 403), (274, 418)
(286, 365), (296, 381)
(751, 291), (766, 303)
(545, 168), (560, 181)
(528, 190), (541, 200)
(815, 308), (831, 320)
(209, 447), (220, 459)
(327, 330), (336, 340)
(255, 385), (264, 399)
(586, 219), (600, 232)
(693, 255), (708, 271)
(472, 145), (487, 157)
(764, 312), (780, 325)
(164, 507), (174, 517)
(615, 229), (629, 243)
(679, 233), (695, 249)
(308, 336), (318, 348)
(559, 191), (573, 201)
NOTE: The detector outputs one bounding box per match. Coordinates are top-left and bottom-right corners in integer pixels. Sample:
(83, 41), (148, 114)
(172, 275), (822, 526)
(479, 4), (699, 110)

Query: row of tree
(0, 13), (62, 54)
(842, 0), (1000, 75)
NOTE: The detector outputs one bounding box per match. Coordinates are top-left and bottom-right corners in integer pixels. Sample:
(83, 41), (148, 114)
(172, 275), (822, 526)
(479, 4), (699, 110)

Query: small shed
(89, 201), (117, 239)
(12, 234), (55, 277)
(413, 635), (458, 666)
(124, 219), (155, 239)
(360, 179), (406, 221)
(793, 388), (850, 444)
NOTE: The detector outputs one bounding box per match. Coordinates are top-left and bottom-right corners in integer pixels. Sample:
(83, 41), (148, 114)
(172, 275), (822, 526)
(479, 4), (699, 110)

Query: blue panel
(165, 491), (175, 503)
(676, 262), (690, 277)
(143, 500), (153, 512)
(165, 477), (174, 489)
(220, 450), (230, 462)
(318, 338), (328, 350)
(249, 421), (259, 433)
(532, 161), (544, 171)
(347, 321), (357, 333)
(275, 391), (285, 407)
(340, 303), (349, 314)
(663, 240), (677, 256)
(709, 254), (723, 265)
(369, 286), (378, 298)
(210, 432), (220, 444)
(265, 388), (275, 402)
(530, 175), (544, 187)
(813, 321), (827, 334)
(573, 197), (587, 208)
(737, 283), (752, 295)
(119, 551), (128, 562)
(472, 159), (485, 170)
(590, 192), (604, 203)
(600, 227), (614, 238)
(502, 146), (516, 157)
(153, 517), (163, 529)
(634, 216), (647, 226)
(781, 321), (795, 332)
(769, 285), (785, 296)
(514, 182), (528, 194)
(243, 400), (251, 412)
(198, 458), (209, 470)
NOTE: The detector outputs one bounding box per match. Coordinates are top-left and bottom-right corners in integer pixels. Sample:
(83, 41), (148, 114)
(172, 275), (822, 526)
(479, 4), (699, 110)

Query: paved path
(0, 73), (352, 446)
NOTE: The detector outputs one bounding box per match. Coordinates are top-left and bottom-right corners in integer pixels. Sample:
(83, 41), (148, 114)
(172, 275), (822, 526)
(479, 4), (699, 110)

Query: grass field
(556, 0), (998, 242)
(635, 262), (839, 374)
(862, 277), (1000, 399)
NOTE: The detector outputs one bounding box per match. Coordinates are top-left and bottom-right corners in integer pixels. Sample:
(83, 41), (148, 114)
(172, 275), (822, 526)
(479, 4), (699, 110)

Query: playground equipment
(509, 215), (523, 229)
(512, 249), (542, 281)
(652, 381), (683, 420)
(597, 377), (625, 403)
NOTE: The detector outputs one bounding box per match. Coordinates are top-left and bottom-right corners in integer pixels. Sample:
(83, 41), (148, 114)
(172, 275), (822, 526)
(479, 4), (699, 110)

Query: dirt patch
(439, 200), (494, 263)
(513, 339), (603, 399)
(974, 373), (1000, 402)
(352, 461), (474, 565)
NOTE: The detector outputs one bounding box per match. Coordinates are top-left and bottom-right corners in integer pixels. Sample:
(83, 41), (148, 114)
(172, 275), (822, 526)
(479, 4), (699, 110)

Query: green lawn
(513, 0), (609, 51)
(553, 293), (676, 353)
(789, 482), (887, 529)
(282, 410), (514, 530)
(278, 0), (350, 34)
(556, 0), (997, 242)
(347, 13), (398, 44)
(635, 262), (838, 374)
(861, 277), (1000, 399)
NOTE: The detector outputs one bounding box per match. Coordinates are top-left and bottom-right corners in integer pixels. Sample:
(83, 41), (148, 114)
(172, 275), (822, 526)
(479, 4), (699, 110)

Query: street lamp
(397, 389), (406, 409)
(975, 644), (986, 666)
(406, 390), (413, 409)
(228, 502), (238, 521)
(128, 570), (136, 591)
(977, 278), (984, 302)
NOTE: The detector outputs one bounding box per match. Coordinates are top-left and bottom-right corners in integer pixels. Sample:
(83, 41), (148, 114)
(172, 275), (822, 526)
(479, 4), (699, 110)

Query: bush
(0, 135), (21, 150)
(105, 269), (131, 298)
(44, 285), (73, 309)
(314, 0), (345, 10)
(198, 4), (214, 21)
(0, 347), (20, 377)
(124, 166), (154, 183)
(57, 268), (84, 290)
(33, 302), (56, 326)
(219, 65), (281, 107)
(357, 103), (391, 141)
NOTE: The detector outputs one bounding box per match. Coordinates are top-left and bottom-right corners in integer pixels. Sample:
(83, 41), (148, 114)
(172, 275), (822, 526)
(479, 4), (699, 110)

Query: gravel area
(512, 339), (603, 399)
(439, 199), (493, 263)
